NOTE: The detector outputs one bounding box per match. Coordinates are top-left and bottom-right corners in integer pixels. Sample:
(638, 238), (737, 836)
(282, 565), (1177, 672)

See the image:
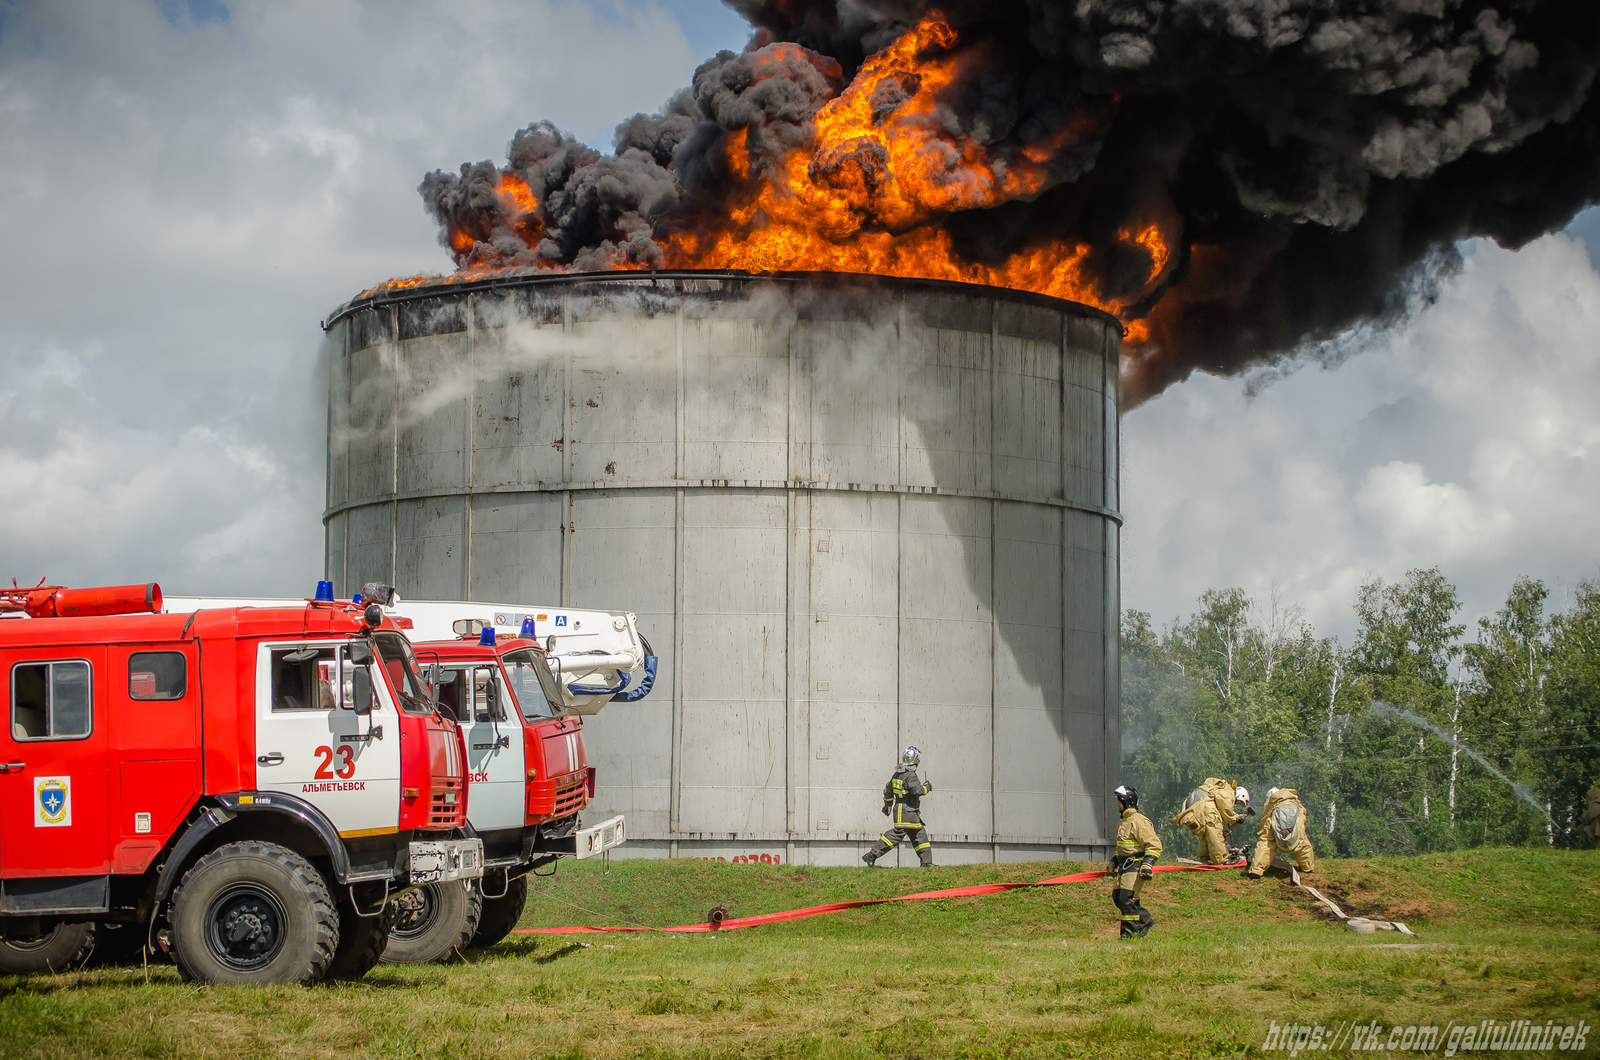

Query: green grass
(2, 848), (1596, 1059)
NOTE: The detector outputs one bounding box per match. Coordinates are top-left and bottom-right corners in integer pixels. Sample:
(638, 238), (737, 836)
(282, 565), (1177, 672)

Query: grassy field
(1, 847), (1596, 1059)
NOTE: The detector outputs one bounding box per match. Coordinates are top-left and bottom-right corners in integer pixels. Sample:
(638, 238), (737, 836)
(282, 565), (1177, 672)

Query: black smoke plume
(419, 1), (1600, 404)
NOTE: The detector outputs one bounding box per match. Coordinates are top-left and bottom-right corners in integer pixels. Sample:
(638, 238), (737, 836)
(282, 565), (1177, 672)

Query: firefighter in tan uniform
(1584, 788), (1600, 848)
(863, 746), (934, 868)
(1248, 787), (1317, 877)
(1112, 785), (1162, 939)
(1172, 778), (1252, 864)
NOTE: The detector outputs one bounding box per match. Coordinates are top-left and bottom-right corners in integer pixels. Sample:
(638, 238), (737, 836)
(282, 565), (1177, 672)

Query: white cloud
(0, 0), (724, 595)
(1123, 232), (1600, 642)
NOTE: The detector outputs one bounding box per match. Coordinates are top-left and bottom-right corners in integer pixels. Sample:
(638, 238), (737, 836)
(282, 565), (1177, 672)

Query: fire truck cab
(390, 624), (630, 960)
(0, 582), (482, 984)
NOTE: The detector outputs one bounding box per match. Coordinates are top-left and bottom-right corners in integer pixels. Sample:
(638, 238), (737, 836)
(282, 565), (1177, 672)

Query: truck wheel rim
(204, 886), (288, 971)
(390, 886), (438, 942)
(2, 930), (59, 952)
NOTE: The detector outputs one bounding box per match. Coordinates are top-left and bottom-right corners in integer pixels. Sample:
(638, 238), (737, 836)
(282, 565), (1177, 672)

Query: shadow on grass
(537, 942), (590, 964)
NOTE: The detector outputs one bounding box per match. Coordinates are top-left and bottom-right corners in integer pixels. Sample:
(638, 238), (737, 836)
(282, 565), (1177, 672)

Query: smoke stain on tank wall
(323, 271), (1121, 865)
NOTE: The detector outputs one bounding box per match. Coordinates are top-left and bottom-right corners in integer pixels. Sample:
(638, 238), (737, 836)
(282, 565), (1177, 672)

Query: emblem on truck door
(35, 776), (71, 827)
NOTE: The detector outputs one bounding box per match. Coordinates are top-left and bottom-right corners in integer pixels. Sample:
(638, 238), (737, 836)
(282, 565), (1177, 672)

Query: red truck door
(0, 647), (110, 878)
(108, 644), (201, 874)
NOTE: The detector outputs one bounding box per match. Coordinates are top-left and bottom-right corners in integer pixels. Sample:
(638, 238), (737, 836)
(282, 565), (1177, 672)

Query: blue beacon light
(519, 616), (537, 639)
(479, 627), (497, 647)
(314, 580), (335, 602)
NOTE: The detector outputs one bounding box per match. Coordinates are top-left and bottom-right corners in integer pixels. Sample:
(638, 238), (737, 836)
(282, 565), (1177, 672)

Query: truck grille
(430, 786), (461, 827)
(527, 773), (589, 819)
(553, 775), (586, 817)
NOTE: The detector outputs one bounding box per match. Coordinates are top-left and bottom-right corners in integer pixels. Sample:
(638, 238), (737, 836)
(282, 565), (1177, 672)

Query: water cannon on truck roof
(378, 600), (657, 716)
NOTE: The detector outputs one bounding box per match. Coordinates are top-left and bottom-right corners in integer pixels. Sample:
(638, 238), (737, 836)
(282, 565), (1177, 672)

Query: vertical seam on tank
(894, 294), (905, 858)
(676, 302), (686, 478)
(1105, 325), (1121, 854)
(464, 293), (475, 600)
(1099, 322), (1109, 845)
(346, 317), (355, 593)
(324, 320), (335, 582)
(340, 315), (354, 592)
(390, 303), (400, 588)
(1061, 311), (1071, 857)
(562, 293), (573, 607)
(990, 299), (999, 863)
(785, 304), (799, 852)
(788, 480), (799, 856)
(1101, 323), (1115, 851)
(670, 293), (685, 855)
(788, 483), (799, 851)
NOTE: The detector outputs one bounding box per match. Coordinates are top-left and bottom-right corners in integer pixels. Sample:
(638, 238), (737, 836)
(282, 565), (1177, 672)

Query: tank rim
(323, 268), (1125, 333)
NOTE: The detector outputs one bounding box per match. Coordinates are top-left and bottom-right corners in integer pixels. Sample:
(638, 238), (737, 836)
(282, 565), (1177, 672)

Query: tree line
(1120, 569), (1600, 858)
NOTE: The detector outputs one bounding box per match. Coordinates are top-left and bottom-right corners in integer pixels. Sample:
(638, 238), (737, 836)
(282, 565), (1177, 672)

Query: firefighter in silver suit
(863, 747), (934, 867)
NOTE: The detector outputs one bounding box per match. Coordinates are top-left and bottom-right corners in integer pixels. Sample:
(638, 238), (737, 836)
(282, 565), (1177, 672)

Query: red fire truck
(382, 621), (631, 962)
(0, 581), (482, 984)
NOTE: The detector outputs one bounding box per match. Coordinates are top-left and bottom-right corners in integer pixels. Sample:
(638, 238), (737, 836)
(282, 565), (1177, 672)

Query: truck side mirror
(347, 640), (374, 666)
(351, 666), (374, 716)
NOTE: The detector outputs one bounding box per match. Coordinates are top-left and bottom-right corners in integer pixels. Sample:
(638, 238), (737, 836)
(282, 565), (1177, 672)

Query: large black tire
(169, 841), (339, 985)
(325, 894), (396, 981)
(470, 874), (528, 949)
(381, 882), (480, 965)
(0, 922), (96, 974)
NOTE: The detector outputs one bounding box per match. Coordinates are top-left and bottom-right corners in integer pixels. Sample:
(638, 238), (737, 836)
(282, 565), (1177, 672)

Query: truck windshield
(374, 632), (433, 715)
(501, 648), (564, 721)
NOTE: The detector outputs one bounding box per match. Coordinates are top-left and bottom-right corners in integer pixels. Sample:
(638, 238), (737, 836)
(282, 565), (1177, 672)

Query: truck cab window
(373, 632), (433, 716)
(129, 651), (187, 700)
(501, 649), (561, 721)
(270, 647), (338, 711)
(471, 667), (505, 723)
(437, 666), (505, 722)
(11, 660), (92, 740)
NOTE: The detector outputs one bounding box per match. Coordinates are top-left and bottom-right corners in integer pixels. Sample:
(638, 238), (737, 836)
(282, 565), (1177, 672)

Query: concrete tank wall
(322, 272), (1122, 865)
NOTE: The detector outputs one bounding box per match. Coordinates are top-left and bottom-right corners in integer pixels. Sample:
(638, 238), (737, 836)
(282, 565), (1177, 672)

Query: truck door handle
(257, 753), (285, 765)
(1, 761), (22, 774)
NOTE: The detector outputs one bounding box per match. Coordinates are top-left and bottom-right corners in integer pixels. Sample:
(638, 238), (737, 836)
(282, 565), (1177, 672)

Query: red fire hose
(515, 860), (1244, 935)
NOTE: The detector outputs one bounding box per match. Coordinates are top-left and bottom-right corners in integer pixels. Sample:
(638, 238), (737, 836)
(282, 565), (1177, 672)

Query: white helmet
(1266, 787), (1280, 800)
(1234, 786), (1250, 807)
(901, 746), (921, 767)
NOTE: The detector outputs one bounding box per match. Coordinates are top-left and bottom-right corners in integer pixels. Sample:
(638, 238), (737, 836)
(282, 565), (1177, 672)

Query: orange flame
(639, 12), (1169, 320)
(368, 9), (1176, 338)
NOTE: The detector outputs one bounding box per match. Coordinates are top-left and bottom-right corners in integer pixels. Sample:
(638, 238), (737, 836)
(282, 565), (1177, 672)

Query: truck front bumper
(407, 837), (484, 884)
(574, 815), (625, 859)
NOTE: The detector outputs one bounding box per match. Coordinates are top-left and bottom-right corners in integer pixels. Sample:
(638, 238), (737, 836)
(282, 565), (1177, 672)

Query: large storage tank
(322, 271), (1122, 865)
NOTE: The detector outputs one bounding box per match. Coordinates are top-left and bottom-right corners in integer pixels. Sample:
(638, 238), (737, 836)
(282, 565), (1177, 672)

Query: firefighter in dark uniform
(863, 746), (934, 867)
(1112, 784), (1162, 938)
